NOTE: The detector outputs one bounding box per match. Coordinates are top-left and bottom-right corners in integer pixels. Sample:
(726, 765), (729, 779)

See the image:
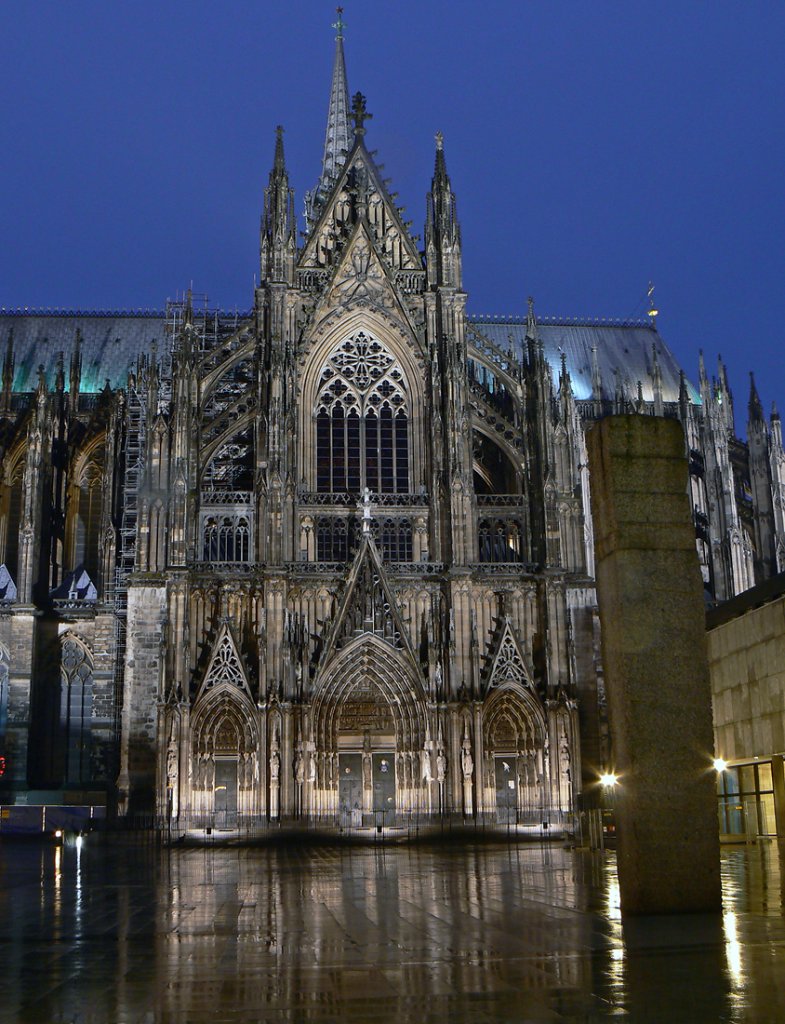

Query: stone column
(771, 755), (785, 838)
(587, 416), (721, 915)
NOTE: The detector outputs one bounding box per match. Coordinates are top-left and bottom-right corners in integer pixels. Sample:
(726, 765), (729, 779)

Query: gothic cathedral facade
(1, 29), (783, 828)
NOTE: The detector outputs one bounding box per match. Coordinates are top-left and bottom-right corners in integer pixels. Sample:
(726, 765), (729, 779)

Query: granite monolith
(587, 415), (721, 914)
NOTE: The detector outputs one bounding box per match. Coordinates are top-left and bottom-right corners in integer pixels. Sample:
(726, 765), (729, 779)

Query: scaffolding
(109, 294), (250, 767)
(164, 292), (247, 357)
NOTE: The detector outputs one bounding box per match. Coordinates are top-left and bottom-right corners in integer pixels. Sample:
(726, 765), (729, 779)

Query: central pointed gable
(317, 535), (415, 671)
(300, 139), (423, 276)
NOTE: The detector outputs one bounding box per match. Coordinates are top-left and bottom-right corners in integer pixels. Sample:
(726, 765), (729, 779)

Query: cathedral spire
(717, 354), (735, 430)
(425, 131), (461, 288)
(651, 342), (664, 416)
(260, 125), (296, 284)
(69, 326), (82, 413)
(590, 343), (602, 401)
(748, 371), (765, 424)
(678, 369), (690, 418)
(525, 296), (542, 358)
(306, 8), (351, 229)
(1, 327), (14, 413)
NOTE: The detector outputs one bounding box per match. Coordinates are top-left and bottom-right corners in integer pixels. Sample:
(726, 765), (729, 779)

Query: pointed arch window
(60, 635), (93, 784)
(316, 332), (409, 494)
(74, 459), (103, 582)
(479, 518), (522, 563)
(202, 514), (251, 562)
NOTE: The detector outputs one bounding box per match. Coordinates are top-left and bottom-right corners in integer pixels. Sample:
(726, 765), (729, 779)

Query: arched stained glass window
(203, 515), (250, 562)
(478, 518), (522, 563)
(316, 332), (409, 494)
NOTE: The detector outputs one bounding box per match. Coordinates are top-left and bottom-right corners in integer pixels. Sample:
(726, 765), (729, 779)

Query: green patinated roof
(0, 310), (697, 405)
(468, 317), (699, 404)
(0, 312), (168, 393)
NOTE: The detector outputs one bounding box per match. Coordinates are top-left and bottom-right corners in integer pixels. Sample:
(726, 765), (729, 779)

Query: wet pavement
(0, 836), (784, 1023)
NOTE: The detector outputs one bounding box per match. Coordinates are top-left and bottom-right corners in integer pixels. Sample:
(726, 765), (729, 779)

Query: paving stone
(0, 840), (783, 1022)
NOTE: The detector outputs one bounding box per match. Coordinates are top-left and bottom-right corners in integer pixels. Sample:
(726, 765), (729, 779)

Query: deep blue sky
(1, 1), (783, 428)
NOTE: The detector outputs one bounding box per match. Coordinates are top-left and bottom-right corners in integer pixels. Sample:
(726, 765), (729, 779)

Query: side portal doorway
(495, 755), (517, 824)
(372, 752), (395, 822)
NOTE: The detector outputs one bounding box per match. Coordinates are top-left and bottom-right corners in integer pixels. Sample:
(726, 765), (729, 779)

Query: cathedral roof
(0, 311), (169, 392)
(468, 316), (700, 404)
(0, 310), (698, 405)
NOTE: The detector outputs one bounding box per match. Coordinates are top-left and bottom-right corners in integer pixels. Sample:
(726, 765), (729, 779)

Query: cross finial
(351, 92), (372, 136)
(647, 280), (658, 325)
(435, 130), (444, 151)
(332, 6), (345, 40)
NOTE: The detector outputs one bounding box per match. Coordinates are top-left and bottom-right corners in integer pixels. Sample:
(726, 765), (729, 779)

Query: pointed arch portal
(311, 635), (428, 822)
(483, 683), (548, 824)
(187, 626), (260, 826)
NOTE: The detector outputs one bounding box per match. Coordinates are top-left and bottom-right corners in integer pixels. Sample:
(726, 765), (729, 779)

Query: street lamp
(713, 758), (727, 773)
(600, 772), (618, 787)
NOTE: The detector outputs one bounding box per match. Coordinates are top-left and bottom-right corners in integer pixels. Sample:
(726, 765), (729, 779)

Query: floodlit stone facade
(0, 28), (783, 828)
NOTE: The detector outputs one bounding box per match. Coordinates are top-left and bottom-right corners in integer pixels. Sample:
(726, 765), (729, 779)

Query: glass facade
(717, 761), (776, 837)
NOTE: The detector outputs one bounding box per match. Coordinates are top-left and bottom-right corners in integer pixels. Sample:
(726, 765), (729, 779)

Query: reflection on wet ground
(0, 837), (783, 1023)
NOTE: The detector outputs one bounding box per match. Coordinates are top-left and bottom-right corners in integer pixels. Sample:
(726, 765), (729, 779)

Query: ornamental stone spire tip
(322, 14), (350, 180)
(306, 9), (351, 228)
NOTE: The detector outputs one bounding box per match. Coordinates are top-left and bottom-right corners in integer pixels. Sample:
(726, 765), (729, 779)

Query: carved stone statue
(436, 749), (447, 785)
(559, 736), (571, 781)
(269, 748), (280, 782)
(294, 747), (305, 785)
(421, 748), (433, 784)
(433, 662), (443, 698)
(461, 739), (474, 780)
(166, 738), (178, 787)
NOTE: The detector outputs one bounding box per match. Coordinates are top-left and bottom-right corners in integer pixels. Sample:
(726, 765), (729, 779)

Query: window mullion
(343, 412), (349, 493)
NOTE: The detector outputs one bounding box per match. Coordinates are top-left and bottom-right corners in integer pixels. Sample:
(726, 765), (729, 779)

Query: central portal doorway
(338, 753), (363, 826)
(337, 750), (396, 826)
(336, 675), (398, 826)
(214, 759), (238, 828)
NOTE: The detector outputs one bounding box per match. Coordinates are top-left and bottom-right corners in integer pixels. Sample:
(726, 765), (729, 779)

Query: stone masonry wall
(120, 585), (166, 812)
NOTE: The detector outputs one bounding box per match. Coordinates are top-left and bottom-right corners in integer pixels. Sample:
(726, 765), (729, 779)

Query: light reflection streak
(723, 910), (743, 985)
(607, 874), (621, 921)
(75, 835), (84, 938)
